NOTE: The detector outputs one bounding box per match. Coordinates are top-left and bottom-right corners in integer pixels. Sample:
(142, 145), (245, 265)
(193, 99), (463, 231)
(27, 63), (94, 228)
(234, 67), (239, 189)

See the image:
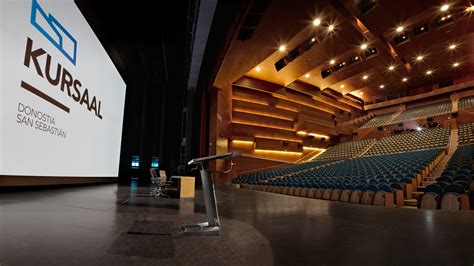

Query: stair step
(424, 177), (438, 181)
(423, 181), (436, 186)
(403, 199), (418, 207)
(412, 191), (424, 195)
(401, 206), (418, 209)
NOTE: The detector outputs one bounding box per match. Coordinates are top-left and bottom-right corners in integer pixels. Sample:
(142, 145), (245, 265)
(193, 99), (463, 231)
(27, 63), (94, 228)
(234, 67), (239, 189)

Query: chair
(150, 168), (171, 197)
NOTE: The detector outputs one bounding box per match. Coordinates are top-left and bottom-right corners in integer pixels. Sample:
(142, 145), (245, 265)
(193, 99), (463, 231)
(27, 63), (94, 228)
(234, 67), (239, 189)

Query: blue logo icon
(30, 0), (78, 65)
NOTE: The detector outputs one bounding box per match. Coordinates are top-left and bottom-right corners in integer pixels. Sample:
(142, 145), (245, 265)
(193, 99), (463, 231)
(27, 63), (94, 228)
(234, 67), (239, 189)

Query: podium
(169, 176), (195, 198)
(182, 151), (240, 236)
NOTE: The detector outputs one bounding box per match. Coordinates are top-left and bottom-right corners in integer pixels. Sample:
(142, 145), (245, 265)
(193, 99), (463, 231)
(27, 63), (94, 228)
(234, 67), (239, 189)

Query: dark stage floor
(1, 182), (474, 265)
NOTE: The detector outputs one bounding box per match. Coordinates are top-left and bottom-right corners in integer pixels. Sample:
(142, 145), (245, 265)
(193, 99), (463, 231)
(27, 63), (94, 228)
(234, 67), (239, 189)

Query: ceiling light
(340, 84), (345, 88)
(379, 85), (385, 88)
(402, 77), (408, 82)
(360, 92), (364, 95)
(416, 55), (424, 61)
(441, 4), (449, 11)
(256, 66), (262, 72)
(330, 59), (336, 64)
(305, 73), (310, 78)
(313, 18), (321, 26)
(426, 70), (433, 75)
(279, 45), (286, 52)
(396, 26), (404, 32)
(467, 6), (474, 12)
(311, 37), (316, 42)
(453, 62), (460, 67)
(388, 65), (395, 71)
(449, 44), (457, 50)
(328, 24), (335, 31)
(360, 43), (368, 50)
(362, 75), (368, 80)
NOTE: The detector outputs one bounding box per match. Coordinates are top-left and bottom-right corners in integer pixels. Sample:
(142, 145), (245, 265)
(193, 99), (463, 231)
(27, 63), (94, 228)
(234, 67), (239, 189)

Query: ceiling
(214, 0), (474, 104)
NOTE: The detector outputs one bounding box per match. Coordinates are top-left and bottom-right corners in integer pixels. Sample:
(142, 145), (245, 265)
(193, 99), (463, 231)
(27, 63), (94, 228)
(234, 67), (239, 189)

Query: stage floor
(1, 183), (474, 265)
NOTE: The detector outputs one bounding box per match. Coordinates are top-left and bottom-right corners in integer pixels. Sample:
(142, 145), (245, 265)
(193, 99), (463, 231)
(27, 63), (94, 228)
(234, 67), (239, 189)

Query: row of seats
(360, 112), (398, 129)
(392, 101), (452, 124)
(458, 123), (474, 145)
(364, 127), (449, 156)
(459, 95), (474, 110)
(360, 101), (452, 129)
(235, 149), (445, 207)
(232, 160), (334, 185)
(313, 138), (376, 161)
(419, 144), (474, 210)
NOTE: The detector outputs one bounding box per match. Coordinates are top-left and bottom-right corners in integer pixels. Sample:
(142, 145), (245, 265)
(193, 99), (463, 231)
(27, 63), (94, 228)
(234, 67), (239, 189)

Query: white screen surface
(0, 0), (126, 177)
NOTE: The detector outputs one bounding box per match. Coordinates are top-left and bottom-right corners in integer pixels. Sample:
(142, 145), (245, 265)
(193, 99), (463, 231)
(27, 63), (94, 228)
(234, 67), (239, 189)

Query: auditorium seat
(458, 123), (474, 145)
(391, 102), (452, 124)
(420, 184), (443, 209)
(360, 112), (399, 129)
(313, 138), (376, 160)
(365, 127), (449, 156)
(459, 95), (474, 110)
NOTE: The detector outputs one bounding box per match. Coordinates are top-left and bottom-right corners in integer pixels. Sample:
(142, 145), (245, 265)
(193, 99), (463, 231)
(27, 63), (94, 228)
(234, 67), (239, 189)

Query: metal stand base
(182, 222), (220, 236)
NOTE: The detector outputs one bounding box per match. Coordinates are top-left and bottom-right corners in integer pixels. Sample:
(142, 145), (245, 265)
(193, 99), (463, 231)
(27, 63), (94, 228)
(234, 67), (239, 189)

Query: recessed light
(362, 75), (368, 80)
(360, 43), (368, 50)
(311, 37), (316, 42)
(441, 4), (449, 11)
(256, 66), (262, 72)
(305, 73), (310, 78)
(313, 18), (321, 26)
(328, 25), (335, 32)
(426, 70), (433, 75)
(279, 45), (286, 52)
(330, 59), (336, 64)
(416, 55), (424, 61)
(360, 92), (364, 95)
(379, 85), (385, 88)
(453, 62), (460, 67)
(467, 6), (474, 12)
(449, 44), (457, 50)
(388, 65), (395, 71)
(340, 84), (345, 88)
(396, 26), (404, 32)
(402, 77), (408, 82)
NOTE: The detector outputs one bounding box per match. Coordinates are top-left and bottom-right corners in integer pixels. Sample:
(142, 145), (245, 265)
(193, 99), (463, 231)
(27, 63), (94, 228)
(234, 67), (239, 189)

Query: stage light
(360, 43), (368, 50)
(279, 45), (286, 52)
(402, 77), (408, 82)
(379, 85), (385, 88)
(328, 24), (335, 31)
(426, 70), (433, 75)
(388, 65), (395, 71)
(441, 4), (449, 12)
(330, 59), (336, 65)
(396, 26), (404, 32)
(256, 66), (262, 72)
(340, 84), (345, 88)
(416, 55), (424, 61)
(449, 44), (457, 50)
(453, 62), (460, 67)
(362, 75), (368, 80)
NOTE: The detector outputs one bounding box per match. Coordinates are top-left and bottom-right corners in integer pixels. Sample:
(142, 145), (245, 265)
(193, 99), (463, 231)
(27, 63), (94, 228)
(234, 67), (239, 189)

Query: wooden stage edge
(0, 175), (116, 187)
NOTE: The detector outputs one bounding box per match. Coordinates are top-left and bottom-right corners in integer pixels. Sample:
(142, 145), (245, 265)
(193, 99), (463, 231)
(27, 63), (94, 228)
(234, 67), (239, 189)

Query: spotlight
(441, 4), (449, 11)
(362, 75), (368, 80)
(388, 65), (395, 71)
(279, 45), (286, 52)
(360, 43), (368, 50)
(467, 6), (474, 12)
(396, 26), (404, 32)
(328, 24), (335, 31)
(256, 66), (262, 72)
(402, 77), (408, 82)
(453, 62), (460, 67)
(449, 44), (457, 50)
(311, 37), (316, 42)
(330, 59), (336, 65)
(426, 70), (433, 75)
(379, 85), (385, 88)
(313, 18), (321, 26)
(416, 55), (424, 61)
